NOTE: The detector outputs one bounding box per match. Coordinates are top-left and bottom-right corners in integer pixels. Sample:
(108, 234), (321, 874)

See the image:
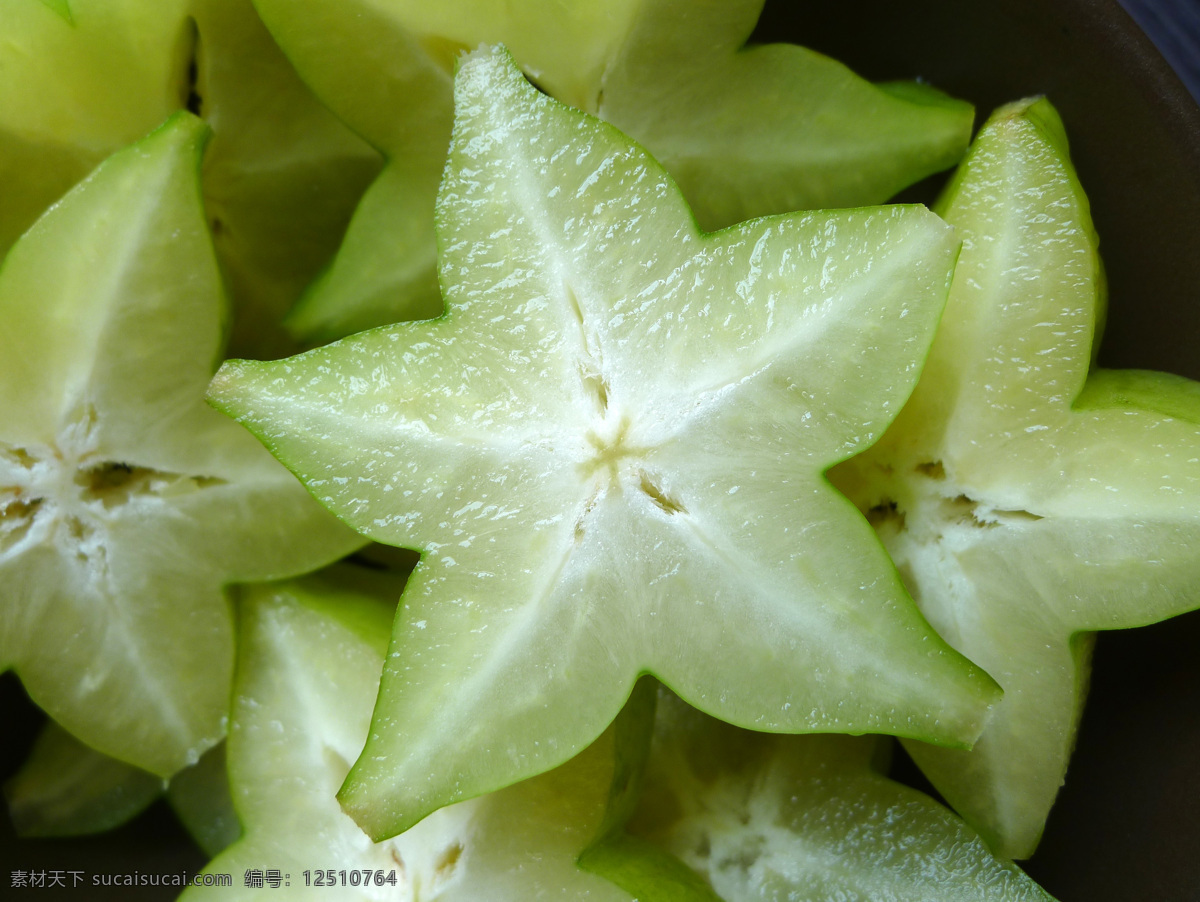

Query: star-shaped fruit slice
(0, 113), (364, 778)
(251, 0), (972, 342)
(830, 98), (1200, 858)
(0, 0), (380, 357)
(628, 690), (1054, 901)
(182, 569), (713, 901)
(209, 47), (998, 839)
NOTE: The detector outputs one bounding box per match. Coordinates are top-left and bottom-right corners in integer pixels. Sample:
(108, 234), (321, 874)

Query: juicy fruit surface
(208, 47), (997, 840)
(629, 692), (1054, 901)
(183, 570), (666, 901)
(831, 98), (1200, 858)
(253, 0), (972, 342)
(0, 114), (363, 778)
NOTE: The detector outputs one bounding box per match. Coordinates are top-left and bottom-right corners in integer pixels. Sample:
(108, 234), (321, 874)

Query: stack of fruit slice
(3, 2), (1198, 899)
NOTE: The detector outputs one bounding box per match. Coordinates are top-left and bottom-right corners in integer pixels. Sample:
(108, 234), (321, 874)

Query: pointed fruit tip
(205, 360), (252, 416)
(988, 96), (1070, 154)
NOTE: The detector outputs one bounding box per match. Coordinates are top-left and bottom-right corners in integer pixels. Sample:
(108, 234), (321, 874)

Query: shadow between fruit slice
(831, 98), (1200, 859)
(3, 720), (238, 855)
(628, 689), (1055, 901)
(2, 720), (164, 838)
(254, 0), (972, 343)
(0, 114), (364, 778)
(181, 568), (709, 901)
(208, 48), (998, 841)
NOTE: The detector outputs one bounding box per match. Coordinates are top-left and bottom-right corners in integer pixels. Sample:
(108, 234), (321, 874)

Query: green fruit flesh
(0, 114), (363, 778)
(184, 569), (689, 901)
(209, 47), (997, 840)
(190, 0), (382, 358)
(598, 0), (974, 230)
(252, 0), (972, 342)
(4, 718), (239, 855)
(0, 0), (190, 253)
(284, 163), (445, 344)
(627, 691), (1055, 901)
(830, 98), (1200, 858)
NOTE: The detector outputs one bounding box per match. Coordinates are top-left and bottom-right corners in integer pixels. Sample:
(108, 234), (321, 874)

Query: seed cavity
(1, 447), (37, 470)
(940, 493), (983, 527)
(565, 281), (612, 416)
(76, 462), (227, 508)
(434, 843), (463, 879)
(866, 500), (904, 531)
(638, 471), (687, 516)
(1, 497), (43, 553)
(915, 460), (945, 480)
(867, 460), (1043, 542)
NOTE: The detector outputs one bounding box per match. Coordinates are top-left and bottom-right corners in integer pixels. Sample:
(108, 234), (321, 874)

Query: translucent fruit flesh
(0, 0), (380, 359)
(209, 47), (998, 840)
(251, 0), (972, 342)
(182, 570), (699, 901)
(0, 114), (363, 778)
(831, 98), (1200, 858)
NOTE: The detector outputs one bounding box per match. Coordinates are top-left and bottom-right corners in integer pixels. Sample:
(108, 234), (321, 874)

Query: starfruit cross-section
(832, 98), (1200, 859)
(181, 571), (715, 902)
(0, 113), (363, 779)
(208, 47), (998, 840)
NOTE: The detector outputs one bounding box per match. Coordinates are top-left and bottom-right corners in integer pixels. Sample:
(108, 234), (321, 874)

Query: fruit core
(567, 284), (687, 524)
(0, 405), (224, 569)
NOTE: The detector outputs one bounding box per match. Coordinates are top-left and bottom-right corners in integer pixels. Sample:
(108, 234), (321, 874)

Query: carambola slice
(209, 47), (998, 840)
(252, 0), (972, 341)
(0, 114), (363, 778)
(2, 720), (163, 838)
(832, 98), (1200, 858)
(628, 691), (1054, 901)
(0, 0), (380, 357)
(182, 570), (709, 901)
